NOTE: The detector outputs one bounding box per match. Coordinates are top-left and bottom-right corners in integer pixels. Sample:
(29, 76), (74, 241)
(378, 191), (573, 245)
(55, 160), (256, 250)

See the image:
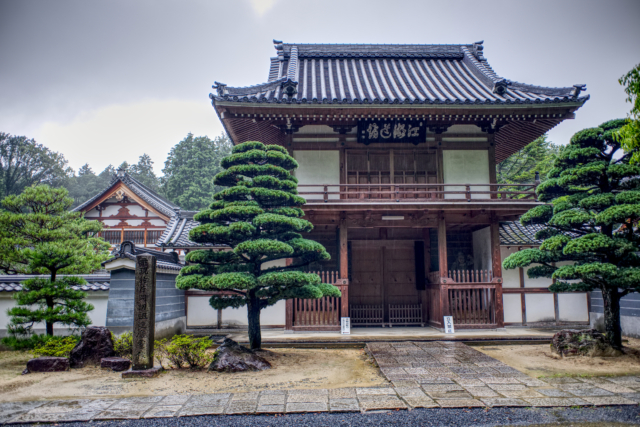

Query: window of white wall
(293, 150), (340, 200)
(443, 150), (490, 199)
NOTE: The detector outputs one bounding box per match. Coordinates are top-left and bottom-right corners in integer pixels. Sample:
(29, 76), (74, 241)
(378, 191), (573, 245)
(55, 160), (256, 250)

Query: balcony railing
(297, 183), (537, 203)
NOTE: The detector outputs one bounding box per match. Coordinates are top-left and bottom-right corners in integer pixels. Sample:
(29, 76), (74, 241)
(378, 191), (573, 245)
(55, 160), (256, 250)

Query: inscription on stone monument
(132, 253), (156, 370)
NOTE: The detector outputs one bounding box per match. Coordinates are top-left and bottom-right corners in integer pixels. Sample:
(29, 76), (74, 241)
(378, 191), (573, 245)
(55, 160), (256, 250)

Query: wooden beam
(339, 217), (348, 280)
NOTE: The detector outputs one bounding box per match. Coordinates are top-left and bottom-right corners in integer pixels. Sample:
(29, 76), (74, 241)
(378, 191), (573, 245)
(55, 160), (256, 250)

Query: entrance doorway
(349, 240), (424, 326)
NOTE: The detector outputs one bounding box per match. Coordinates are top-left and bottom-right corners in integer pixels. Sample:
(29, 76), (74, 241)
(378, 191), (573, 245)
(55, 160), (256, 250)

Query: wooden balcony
(297, 183), (537, 204)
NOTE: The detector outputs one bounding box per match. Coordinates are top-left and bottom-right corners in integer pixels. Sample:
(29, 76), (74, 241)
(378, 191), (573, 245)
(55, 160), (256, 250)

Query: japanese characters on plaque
(357, 119), (427, 145)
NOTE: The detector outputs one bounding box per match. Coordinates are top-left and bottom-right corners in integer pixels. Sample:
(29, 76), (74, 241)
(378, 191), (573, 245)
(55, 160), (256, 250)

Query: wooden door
(383, 243), (420, 322)
(350, 242), (383, 306)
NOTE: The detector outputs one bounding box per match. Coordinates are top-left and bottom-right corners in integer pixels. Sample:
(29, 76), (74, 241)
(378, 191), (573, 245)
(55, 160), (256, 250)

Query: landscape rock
(69, 326), (116, 368)
(23, 357), (69, 374)
(101, 357), (131, 372)
(208, 338), (271, 372)
(550, 329), (622, 358)
(121, 366), (163, 379)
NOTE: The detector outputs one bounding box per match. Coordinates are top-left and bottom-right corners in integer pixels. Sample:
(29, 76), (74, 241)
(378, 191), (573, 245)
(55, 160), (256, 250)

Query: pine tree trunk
(601, 286), (622, 349)
(247, 297), (262, 350)
(46, 321), (54, 336)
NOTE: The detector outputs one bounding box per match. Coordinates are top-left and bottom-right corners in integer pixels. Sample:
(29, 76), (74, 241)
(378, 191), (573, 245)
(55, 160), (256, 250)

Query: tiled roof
(499, 221), (545, 245)
(0, 274), (110, 292)
(73, 173), (180, 218)
(156, 212), (220, 249)
(103, 241), (184, 271)
(211, 41), (588, 106)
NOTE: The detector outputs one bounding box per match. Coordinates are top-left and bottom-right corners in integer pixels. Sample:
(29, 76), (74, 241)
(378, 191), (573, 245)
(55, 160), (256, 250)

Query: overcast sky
(1, 0), (639, 175)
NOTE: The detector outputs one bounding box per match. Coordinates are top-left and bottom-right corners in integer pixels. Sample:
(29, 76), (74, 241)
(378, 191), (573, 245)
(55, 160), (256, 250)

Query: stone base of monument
(23, 357), (70, 374)
(121, 366), (164, 379)
(101, 357), (131, 372)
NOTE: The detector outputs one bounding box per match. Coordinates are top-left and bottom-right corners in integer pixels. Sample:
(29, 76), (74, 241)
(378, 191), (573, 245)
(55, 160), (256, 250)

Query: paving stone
(260, 389), (287, 395)
(288, 388), (329, 395)
(356, 387), (396, 395)
(256, 404), (285, 414)
(481, 398), (529, 407)
(394, 387), (428, 398)
(620, 393), (640, 403)
(606, 376), (640, 386)
(178, 405), (226, 416)
(499, 389), (546, 398)
(480, 377), (522, 384)
(286, 402), (328, 412)
(487, 383), (528, 391)
(454, 378), (485, 387)
(186, 394), (231, 405)
(464, 386), (500, 397)
(160, 395), (191, 405)
(403, 397), (438, 408)
(556, 382), (591, 390)
(329, 398), (360, 412)
(259, 394), (286, 405)
(11, 410), (104, 423)
(534, 388), (574, 397)
(232, 392), (260, 401)
(517, 378), (549, 387)
(226, 401), (257, 414)
(392, 380), (419, 387)
(427, 391), (473, 399)
(581, 381), (635, 393)
(0, 401), (46, 424)
(543, 377), (584, 384)
(329, 388), (356, 398)
(581, 396), (637, 406)
(523, 398), (590, 407)
(287, 394), (329, 403)
(358, 395), (407, 411)
(421, 384), (464, 392)
(142, 405), (182, 418)
(29, 399), (115, 413)
(568, 387), (615, 397)
(94, 405), (153, 420)
(435, 399), (484, 408)
(419, 377), (456, 384)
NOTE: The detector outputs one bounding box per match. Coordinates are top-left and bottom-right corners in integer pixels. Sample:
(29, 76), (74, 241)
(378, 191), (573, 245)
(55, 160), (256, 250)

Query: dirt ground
(475, 337), (640, 378)
(0, 347), (387, 402)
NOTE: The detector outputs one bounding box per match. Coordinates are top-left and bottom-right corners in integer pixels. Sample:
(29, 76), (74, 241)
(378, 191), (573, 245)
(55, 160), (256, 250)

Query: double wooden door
(350, 240), (420, 322)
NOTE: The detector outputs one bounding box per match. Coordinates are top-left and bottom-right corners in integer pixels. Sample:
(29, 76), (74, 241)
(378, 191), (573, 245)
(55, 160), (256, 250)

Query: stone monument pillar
(132, 253), (156, 371)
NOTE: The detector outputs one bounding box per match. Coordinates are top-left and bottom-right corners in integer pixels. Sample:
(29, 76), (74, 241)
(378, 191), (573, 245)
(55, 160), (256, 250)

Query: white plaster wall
(102, 220), (121, 227)
(127, 205), (146, 216)
(472, 227), (492, 272)
(503, 294), (523, 323)
(501, 247), (521, 288)
(187, 296), (217, 326)
(442, 150), (490, 199)
(0, 292), (109, 331)
(127, 220), (145, 226)
(102, 205), (120, 216)
(524, 265), (552, 288)
(558, 293), (589, 322)
(294, 150), (340, 200)
(525, 294), (556, 322)
(148, 220), (167, 227)
(85, 208), (99, 218)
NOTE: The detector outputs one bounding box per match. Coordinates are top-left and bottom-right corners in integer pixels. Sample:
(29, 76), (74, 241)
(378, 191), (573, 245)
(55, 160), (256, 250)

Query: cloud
(249, 0), (279, 17)
(36, 100), (224, 175)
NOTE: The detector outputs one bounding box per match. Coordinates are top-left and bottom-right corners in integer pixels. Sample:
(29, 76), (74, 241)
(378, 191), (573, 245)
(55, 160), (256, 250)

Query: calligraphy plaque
(132, 253), (156, 370)
(357, 119), (427, 145)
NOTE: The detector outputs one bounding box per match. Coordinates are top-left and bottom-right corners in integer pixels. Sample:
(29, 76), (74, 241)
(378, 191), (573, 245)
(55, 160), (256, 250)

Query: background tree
(0, 133), (70, 199)
(64, 164), (104, 207)
(162, 133), (233, 210)
(497, 135), (561, 184)
(175, 141), (341, 349)
(617, 64), (640, 164)
(503, 119), (640, 349)
(0, 185), (111, 336)
(128, 154), (161, 193)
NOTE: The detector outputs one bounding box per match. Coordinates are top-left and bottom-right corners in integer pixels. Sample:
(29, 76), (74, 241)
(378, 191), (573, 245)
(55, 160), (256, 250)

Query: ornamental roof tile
(102, 241), (184, 271)
(211, 41), (588, 107)
(0, 274), (110, 292)
(156, 212), (222, 249)
(73, 172), (180, 218)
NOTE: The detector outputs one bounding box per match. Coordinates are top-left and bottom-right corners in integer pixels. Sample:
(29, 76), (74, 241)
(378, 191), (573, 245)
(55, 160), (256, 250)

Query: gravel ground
(9, 406), (640, 426)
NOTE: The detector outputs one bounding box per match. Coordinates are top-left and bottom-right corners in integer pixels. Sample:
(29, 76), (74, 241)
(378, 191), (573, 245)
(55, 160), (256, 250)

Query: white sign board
(444, 316), (455, 334)
(341, 317), (351, 335)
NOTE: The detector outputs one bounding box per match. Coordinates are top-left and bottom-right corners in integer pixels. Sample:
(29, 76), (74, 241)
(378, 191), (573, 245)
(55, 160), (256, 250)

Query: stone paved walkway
(2, 341), (640, 424)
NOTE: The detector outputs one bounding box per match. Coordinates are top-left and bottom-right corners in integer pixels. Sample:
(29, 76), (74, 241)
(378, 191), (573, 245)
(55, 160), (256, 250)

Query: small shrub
(113, 332), (133, 359)
(154, 339), (169, 369)
(1, 334), (78, 352)
(33, 336), (79, 358)
(165, 335), (211, 369)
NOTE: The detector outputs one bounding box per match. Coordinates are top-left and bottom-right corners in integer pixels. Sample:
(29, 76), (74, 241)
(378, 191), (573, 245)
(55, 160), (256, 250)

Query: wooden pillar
(339, 217), (348, 280)
(436, 137), (444, 200)
(437, 216), (448, 279)
(490, 215), (504, 327)
(422, 228), (431, 323)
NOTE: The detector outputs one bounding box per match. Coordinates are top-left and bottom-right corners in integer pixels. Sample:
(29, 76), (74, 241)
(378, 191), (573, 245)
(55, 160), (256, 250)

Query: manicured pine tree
(0, 185), (111, 336)
(176, 141), (340, 349)
(503, 119), (640, 349)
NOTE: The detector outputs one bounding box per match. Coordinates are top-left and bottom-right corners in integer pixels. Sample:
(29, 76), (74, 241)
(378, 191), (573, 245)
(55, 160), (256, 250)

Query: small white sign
(341, 317), (351, 335)
(444, 316), (455, 334)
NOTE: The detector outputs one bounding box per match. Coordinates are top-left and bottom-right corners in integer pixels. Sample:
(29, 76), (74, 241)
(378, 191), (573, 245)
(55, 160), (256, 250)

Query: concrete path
(2, 341), (639, 424)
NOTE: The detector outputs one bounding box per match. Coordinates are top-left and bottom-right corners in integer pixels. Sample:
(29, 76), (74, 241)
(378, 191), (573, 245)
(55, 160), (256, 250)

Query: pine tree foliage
(497, 135), (561, 184)
(0, 185), (111, 336)
(618, 64), (640, 164)
(503, 119), (640, 349)
(175, 141), (340, 349)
